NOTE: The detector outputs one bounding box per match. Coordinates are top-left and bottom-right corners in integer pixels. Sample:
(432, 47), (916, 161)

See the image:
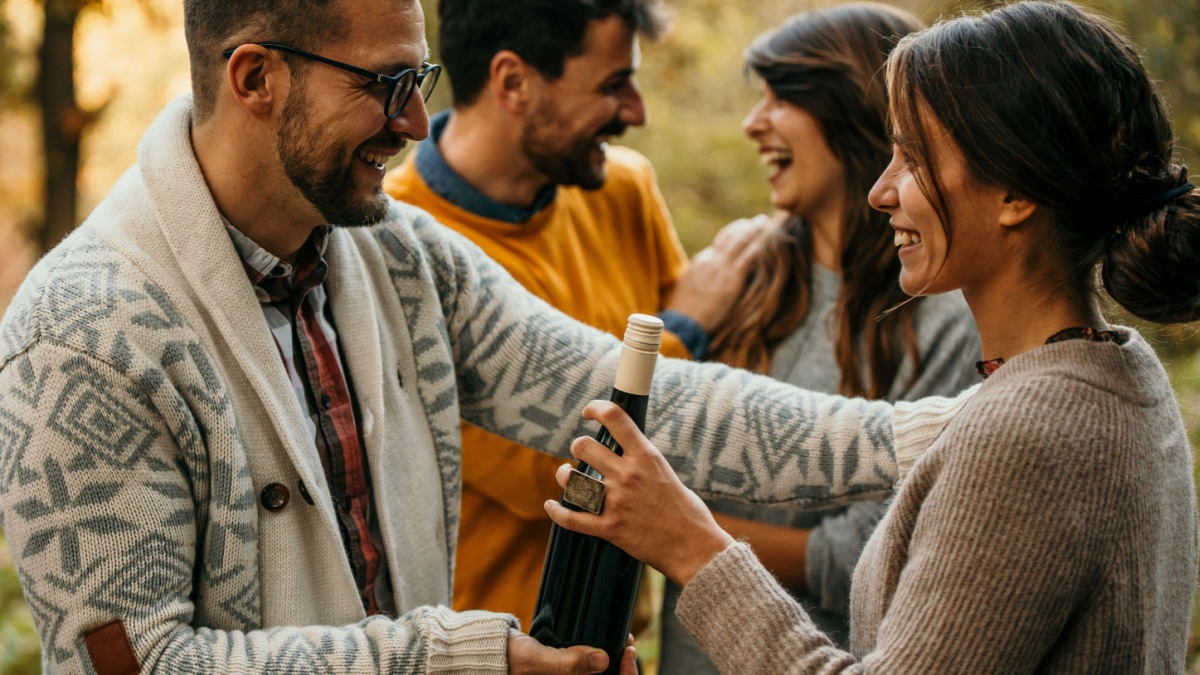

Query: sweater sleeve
(676, 378), (1105, 674)
(0, 342), (515, 674)
(678, 543), (859, 674)
(404, 212), (899, 510)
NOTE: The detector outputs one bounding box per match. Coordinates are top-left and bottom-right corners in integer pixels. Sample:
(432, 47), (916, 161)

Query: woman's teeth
(761, 149), (793, 167)
(894, 230), (923, 247)
(357, 150), (388, 169)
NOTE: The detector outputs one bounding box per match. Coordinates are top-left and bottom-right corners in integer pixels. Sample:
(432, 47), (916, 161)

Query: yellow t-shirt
(385, 144), (690, 629)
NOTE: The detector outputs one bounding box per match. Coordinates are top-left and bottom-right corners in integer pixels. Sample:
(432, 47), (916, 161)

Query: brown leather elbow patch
(84, 619), (141, 675)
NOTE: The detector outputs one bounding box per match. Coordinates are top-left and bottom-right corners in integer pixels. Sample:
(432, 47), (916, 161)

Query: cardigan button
(260, 483), (290, 512)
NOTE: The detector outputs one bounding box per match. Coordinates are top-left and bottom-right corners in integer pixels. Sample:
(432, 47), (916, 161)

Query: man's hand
(664, 214), (774, 332)
(506, 629), (638, 674)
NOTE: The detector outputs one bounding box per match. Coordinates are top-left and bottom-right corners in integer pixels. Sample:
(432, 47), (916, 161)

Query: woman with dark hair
(549, 1), (1199, 671)
(660, 4), (979, 670)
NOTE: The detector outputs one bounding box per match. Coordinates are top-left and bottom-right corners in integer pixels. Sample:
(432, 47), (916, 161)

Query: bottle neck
(614, 343), (657, 396)
(608, 387), (650, 430)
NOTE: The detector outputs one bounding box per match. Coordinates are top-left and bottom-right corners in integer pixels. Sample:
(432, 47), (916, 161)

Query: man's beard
(276, 80), (391, 227)
(520, 102), (626, 191)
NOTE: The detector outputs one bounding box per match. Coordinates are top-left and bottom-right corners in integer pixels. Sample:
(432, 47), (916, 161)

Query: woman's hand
(544, 400), (736, 588)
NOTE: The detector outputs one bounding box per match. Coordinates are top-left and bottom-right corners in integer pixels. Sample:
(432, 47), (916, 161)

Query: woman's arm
(547, 388), (1105, 674)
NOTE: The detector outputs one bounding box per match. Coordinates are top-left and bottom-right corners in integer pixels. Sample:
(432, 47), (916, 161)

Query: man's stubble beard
(520, 100), (625, 192)
(276, 78), (390, 227)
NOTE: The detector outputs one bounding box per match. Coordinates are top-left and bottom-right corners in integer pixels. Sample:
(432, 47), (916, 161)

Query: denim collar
(224, 219), (331, 304)
(415, 110), (557, 224)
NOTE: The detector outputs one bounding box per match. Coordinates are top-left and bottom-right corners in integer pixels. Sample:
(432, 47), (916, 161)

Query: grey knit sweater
(676, 330), (1197, 672)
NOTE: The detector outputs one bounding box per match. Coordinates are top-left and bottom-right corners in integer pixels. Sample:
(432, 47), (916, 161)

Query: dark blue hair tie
(1139, 181), (1195, 218)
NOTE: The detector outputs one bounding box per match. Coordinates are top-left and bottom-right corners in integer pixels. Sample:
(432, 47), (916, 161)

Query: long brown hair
(887, 1), (1200, 326)
(707, 3), (925, 400)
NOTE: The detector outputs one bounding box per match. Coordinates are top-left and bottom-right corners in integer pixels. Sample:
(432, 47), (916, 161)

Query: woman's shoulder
(991, 328), (1168, 408)
(937, 330), (1182, 466)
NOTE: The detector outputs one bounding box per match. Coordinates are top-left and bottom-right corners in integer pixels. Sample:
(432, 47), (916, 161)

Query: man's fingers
(506, 629), (610, 675)
(732, 232), (768, 274)
(690, 246), (715, 266)
(619, 644), (638, 675)
(713, 214), (763, 245)
(713, 213), (770, 254)
(732, 212), (791, 275)
(562, 645), (609, 674)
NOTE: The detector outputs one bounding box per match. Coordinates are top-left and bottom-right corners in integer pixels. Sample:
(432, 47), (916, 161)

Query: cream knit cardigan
(0, 97), (941, 673)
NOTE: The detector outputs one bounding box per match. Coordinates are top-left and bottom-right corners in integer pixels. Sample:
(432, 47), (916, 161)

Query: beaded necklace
(975, 326), (1129, 379)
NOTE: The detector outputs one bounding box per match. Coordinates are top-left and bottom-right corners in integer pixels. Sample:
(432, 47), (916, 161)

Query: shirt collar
(415, 109), (557, 224)
(224, 219), (331, 303)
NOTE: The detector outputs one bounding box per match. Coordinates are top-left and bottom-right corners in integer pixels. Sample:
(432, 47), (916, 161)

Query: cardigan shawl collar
(96, 95), (449, 622)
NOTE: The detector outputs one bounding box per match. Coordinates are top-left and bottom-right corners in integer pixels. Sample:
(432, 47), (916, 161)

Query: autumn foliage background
(1, 0), (1199, 672)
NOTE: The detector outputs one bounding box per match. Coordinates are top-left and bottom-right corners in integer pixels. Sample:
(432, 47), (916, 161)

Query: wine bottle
(529, 313), (663, 674)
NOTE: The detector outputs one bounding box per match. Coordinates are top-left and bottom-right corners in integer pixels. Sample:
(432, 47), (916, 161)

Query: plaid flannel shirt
(225, 222), (390, 615)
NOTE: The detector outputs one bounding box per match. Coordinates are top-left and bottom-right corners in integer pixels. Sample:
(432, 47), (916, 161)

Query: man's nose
(618, 79), (647, 128)
(388, 93), (431, 141)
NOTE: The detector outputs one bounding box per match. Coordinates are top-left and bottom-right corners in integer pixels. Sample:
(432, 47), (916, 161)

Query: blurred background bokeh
(0, 0), (1197, 672)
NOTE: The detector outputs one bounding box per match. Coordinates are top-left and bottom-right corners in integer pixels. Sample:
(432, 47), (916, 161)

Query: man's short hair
(438, 0), (669, 107)
(184, 0), (348, 121)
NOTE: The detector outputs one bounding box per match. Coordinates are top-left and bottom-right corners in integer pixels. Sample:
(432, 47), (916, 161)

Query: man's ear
(999, 191), (1038, 228)
(225, 45), (288, 117)
(489, 49), (535, 115)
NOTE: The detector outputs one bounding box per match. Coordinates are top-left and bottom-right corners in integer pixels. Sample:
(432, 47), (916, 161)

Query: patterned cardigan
(0, 96), (900, 673)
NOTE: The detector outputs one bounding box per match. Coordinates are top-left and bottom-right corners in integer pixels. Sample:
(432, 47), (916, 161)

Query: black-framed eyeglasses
(222, 43), (441, 119)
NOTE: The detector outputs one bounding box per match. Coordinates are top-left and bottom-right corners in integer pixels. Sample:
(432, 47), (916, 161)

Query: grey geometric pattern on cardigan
(0, 96), (897, 673)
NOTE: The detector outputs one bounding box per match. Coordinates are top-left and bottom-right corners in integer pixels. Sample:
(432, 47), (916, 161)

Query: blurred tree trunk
(36, 0), (93, 253)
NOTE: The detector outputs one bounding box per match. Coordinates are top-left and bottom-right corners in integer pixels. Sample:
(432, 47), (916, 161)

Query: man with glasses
(385, 0), (756, 641)
(1, 0), (629, 670)
(0, 0), (907, 672)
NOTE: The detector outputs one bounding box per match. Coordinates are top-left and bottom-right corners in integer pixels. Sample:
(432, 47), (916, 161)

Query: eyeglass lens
(418, 67), (440, 101)
(385, 72), (416, 118)
(384, 67), (440, 119)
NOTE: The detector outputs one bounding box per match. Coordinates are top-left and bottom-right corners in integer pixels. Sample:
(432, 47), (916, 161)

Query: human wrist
(672, 528), (737, 588)
(657, 310), (711, 359)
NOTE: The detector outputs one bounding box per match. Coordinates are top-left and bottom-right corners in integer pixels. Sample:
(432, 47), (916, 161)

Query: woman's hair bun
(1102, 180), (1200, 324)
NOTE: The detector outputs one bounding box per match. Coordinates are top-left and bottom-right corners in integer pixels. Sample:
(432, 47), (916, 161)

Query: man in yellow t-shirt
(385, 0), (754, 632)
